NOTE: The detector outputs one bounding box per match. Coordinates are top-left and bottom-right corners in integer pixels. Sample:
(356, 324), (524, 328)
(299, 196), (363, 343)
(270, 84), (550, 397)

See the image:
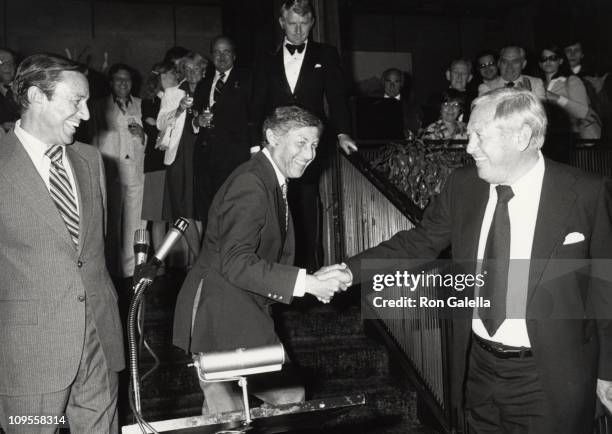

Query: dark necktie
(479, 185), (514, 336)
(45, 145), (80, 246)
(285, 43), (306, 55)
(505, 81), (515, 88)
(281, 182), (289, 231)
(213, 72), (226, 104)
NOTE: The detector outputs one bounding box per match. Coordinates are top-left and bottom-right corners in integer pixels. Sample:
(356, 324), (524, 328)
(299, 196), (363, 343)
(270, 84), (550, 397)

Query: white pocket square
(314, 63), (322, 68)
(563, 232), (585, 245)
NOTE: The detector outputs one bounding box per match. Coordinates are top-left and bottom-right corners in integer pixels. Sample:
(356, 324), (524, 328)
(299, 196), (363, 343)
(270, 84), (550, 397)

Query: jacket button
(77, 295), (86, 302)
(77, 261), (83, 268)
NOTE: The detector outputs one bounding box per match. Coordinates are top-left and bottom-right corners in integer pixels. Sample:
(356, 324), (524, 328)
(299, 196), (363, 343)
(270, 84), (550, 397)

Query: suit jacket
(173, 152), (299, 353)
(346, 160), (612, 433)
(192, 68), (251, 221)
(250, 41), (352, 144)
(0, 131), (125, 395)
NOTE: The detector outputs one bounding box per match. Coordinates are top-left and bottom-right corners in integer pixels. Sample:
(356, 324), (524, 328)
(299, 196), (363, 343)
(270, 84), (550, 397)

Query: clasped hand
(305, 263), (353, 304)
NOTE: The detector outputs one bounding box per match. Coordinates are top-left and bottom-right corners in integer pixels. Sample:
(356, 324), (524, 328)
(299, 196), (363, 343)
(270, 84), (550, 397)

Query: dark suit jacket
(173, 152), (299, 353)
(0, 131), (125, 395)
(192, 67), (251, 221)
(250, 41), (352, 149)
(346, 160), (612, 433)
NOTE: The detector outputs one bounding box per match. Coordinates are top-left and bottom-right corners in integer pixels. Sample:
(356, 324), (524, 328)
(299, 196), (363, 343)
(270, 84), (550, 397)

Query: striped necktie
(281, 182), (289, 231)
(213, 72), (226, 104)
(45, 145), (80, 246)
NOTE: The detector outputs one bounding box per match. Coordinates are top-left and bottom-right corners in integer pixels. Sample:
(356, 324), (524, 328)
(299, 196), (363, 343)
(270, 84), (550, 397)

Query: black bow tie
(285, 43), (306, 55)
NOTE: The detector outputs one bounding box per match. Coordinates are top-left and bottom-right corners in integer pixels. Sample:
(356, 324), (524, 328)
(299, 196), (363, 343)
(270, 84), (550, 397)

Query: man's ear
(278, 16), (285, 30)
(516, 123), (533, 151)
(521, 59), (527, 70)
(445, 70), (451, 82)
(467, 73), (473, 83)
(265, 128), (276, 147)
(26, 86), (46, 106)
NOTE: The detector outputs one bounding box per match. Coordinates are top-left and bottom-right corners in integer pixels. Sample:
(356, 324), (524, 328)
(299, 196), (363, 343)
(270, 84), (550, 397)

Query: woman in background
(422, 89), (468, 143)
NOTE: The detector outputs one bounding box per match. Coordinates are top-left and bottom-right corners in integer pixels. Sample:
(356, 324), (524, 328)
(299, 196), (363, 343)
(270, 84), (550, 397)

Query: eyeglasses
(442, 102), (461, 109)
(478, 62), (496, 69)
(540, 55), (559, 62)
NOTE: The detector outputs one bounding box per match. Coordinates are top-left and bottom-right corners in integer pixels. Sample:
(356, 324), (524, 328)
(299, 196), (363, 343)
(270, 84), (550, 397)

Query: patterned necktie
(45, 145), (80, 246)
(281, 182), (289, 231)
(213, 72), (226, 104)
(285, 43), (305, 55)
(479, 185), (514, 336)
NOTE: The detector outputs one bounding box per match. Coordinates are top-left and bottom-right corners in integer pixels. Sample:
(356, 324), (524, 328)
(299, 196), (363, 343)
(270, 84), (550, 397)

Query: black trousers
(465, 341), (549, 433)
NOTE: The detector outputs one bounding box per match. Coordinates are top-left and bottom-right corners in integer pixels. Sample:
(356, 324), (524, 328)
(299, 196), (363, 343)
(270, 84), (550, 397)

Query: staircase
(128, 271), (438, 433)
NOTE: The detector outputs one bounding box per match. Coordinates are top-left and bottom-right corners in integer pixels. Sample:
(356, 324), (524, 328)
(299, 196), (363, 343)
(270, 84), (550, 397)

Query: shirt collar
(14, 119), (56, 152)
(262, 147), (287, 187)
(283, 37), (308, 54)
(112, 94), (133, 107)
(572, 65), (582, 74)
(384, 94), (401, 100)
(216, 68), (232, 80)
(495, 151), (545, 197)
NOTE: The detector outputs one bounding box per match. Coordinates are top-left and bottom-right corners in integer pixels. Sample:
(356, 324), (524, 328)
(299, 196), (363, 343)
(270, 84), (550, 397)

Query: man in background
(0, 54), (124, 433)
(0, 48), (19, 133)
(475, 50), (499, 89)
(479, 46), (545, 99)
(91, 63), (147, 279)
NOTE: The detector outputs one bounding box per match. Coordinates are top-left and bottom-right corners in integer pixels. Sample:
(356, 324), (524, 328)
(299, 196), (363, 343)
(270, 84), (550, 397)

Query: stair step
(291, 337), (390, 381)
(276, 305), (365, 342)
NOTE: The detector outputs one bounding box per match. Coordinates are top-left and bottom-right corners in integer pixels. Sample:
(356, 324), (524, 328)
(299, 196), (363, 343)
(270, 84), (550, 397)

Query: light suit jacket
(0, 131), (125, 395)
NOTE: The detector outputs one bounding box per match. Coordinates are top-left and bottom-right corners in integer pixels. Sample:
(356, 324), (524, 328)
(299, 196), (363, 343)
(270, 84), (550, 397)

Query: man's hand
(196, 110), (214, 128)
(304, 270), (349, 304)
(597, 378), (612, 414)
(315, 263), (353, 287)
(338, 133), (358, 154)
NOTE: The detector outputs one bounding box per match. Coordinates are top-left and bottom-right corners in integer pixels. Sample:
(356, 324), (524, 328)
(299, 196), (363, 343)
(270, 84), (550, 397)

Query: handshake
(304, 263), (353, 304)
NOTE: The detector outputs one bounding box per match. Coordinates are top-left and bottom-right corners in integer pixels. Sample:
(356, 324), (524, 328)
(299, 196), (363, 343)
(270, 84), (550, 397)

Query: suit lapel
(275, 49), (294, 97)
(293, 42), (316, 97)
(527, 161), (577, 304)
(458, 173), (490, 263)
(66, 146), (92, 256)
(255, 153), (287, 255)
(0, 132), (76, 251)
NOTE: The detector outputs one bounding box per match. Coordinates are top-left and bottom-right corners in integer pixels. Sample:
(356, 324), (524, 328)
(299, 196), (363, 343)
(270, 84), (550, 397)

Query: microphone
(133, 229), (150, 267)
(150, 218), (190, 268)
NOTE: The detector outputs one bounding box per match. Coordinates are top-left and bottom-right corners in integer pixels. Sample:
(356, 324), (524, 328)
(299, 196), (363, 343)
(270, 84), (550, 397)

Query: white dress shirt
(384, 94), (401, 101)
(472, 152), (545, 347)
(262, 148), (306, 296)
(283, 38), (308, 93)
(15, 119), (80, 215)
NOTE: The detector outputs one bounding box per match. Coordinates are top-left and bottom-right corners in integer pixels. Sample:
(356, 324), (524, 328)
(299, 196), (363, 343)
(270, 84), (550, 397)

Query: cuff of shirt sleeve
(557, 95), (569, 107)
(250, 146), (261, 154)
(293, 268), (307, 297)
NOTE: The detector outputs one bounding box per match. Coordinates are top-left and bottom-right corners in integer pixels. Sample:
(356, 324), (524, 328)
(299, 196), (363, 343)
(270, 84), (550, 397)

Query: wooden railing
(336, 139), (612, 434)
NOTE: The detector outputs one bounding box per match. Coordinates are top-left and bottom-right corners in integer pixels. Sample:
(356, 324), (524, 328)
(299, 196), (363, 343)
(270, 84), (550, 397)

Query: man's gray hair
(280, 0), (314, 18)
(500, 45), (526, 60)
(472, 88), (547, 149)
(449, 58), (472, 74)
(263, 105), (323, 145)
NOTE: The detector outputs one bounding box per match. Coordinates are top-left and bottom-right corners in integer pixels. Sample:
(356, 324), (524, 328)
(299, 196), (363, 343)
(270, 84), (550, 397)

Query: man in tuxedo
(335, 88), (612, 432)
(173, 106), (352, 414)
(0, 48), (19, 132)
(479, 46), (545, 99)
(192, 35), (251, 230)
(250, 0), (357, 270)
(0, 54), (124, 433)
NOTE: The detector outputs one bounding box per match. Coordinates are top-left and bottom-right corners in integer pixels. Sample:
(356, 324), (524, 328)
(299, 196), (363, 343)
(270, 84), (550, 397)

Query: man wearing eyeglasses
(0, 48), (19, 133)
(475, 51), (499, 91)
(478, 46), (545, 99)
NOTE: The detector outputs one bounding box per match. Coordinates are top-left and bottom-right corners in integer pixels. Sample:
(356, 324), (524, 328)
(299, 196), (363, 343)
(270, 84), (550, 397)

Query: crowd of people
(1, 0), (612, 433)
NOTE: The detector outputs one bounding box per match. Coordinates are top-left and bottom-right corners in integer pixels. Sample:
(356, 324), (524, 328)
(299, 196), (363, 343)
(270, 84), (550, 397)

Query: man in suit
(191, 35), (251, 230)
(91, 63), (147, 278)
(0, 48), (19, 133)
(331, 88), (612, 432)
(0, 54), (124, 433)
(425, 59), (475, 125)
(250, 0), (357, 271)
(173, 106), (351, 414)
(479, 46), (545, 99)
